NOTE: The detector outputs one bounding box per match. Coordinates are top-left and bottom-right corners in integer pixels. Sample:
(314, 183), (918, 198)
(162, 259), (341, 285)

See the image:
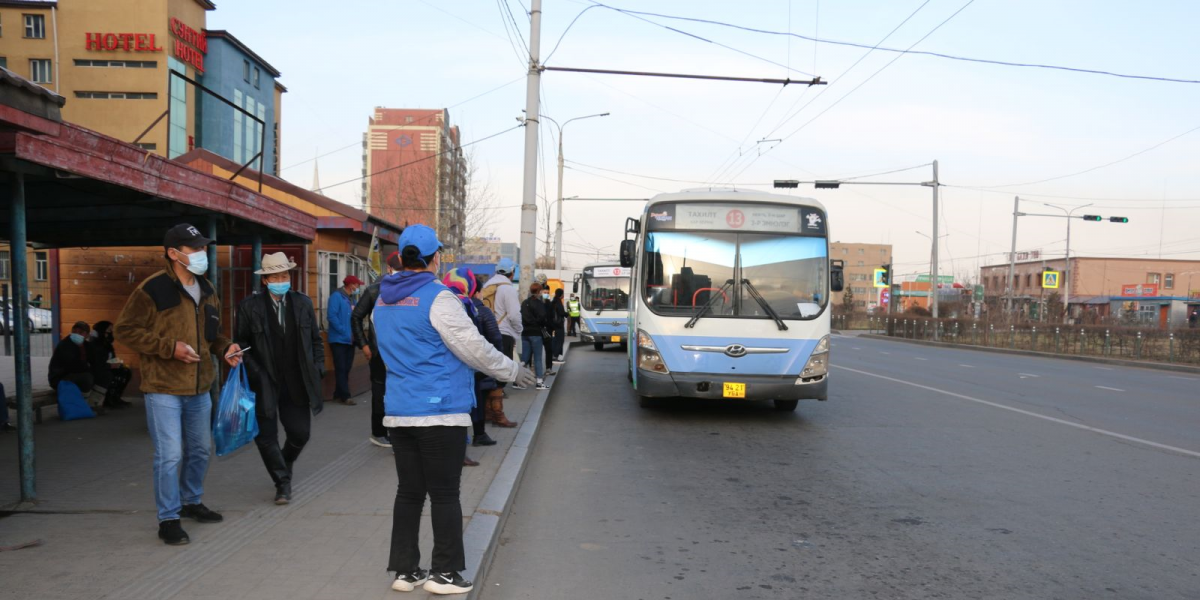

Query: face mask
(541, 293), (550, 300)
(175, 249), (208, 276)
(267, 281), (291, 296)
(69, 333), (85, 345)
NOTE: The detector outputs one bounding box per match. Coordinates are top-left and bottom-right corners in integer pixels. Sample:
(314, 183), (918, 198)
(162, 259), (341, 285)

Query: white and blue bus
(573, 263), (632, 350)
(619, 189), (844, 412)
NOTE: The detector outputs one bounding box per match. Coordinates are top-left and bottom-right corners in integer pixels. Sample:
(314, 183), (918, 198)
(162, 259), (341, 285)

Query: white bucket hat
(254, 252), (297, 275)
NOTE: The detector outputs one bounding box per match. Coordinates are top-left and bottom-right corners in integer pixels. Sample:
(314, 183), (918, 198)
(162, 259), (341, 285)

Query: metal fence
(850, 316), (1200, 366)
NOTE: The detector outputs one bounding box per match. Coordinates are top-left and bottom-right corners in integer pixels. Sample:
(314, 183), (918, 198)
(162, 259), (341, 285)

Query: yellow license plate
(722, 382), (746, 398)
(611, 335), (621, 343)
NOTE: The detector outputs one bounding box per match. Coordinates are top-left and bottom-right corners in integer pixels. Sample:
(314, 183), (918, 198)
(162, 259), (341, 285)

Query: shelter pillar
(8, 172), (35, 503)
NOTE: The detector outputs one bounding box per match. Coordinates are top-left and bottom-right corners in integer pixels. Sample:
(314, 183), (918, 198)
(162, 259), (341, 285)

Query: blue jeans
(145, 393), (212, 522)
(520, 336), (545, 379)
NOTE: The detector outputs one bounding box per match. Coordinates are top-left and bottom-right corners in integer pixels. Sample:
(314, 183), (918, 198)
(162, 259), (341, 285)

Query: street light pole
(1006, 196), (1020, 316)
(517, 0), (543, 289)
(545, 112), (610, 270)
(930, 160), (940, 326)
(1043, 203), (1092, 323)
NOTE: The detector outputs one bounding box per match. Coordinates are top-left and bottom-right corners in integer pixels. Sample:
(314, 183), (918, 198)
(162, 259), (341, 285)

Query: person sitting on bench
(87, 320), (133, 408)
(49, 321), (94, 394)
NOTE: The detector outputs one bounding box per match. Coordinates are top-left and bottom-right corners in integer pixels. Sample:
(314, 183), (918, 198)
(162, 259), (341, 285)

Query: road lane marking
(1168, 376), (1198, 381)
(1093, 366), (1113, 371)
(1018, 373), (1040, 378)
(833, 364), (1200, 460)
(853, 347), (862, 350)
(1095, 386), (1125, 392)
(880, 351), (891, 355)
(958, 364), (975, 368)
(914, 357), (928, 361)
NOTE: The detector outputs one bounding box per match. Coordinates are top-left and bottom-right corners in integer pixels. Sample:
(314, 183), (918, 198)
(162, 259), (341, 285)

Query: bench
(5, 389), (59, 424)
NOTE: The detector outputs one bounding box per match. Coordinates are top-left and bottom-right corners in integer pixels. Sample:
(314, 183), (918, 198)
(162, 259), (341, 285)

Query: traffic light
(873, 264), (891, 287)
(1109, 216), (1129, 223)
(1082, 215), (1102, 221)
(814, 180), (842, 189)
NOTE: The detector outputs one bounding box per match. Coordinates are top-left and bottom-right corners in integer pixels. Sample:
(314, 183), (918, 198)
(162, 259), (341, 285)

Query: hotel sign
(85, 33), (164, 52)
(169, 18), (207, 73)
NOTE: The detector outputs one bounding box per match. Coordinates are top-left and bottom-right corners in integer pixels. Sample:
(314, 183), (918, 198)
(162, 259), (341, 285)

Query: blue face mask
(267, 281), (291, 296)
(69, 333), (85, 345)
(175, 249), (208, 276)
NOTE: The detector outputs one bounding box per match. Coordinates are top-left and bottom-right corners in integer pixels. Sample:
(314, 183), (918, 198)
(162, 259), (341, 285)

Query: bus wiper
(742, 279), (788, 331)
(684, 279), (734, 329)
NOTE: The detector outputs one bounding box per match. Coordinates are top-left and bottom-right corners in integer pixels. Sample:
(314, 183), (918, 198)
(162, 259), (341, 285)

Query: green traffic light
(1082, 215), (1102, 221)
(1109, 216), (1129, 223)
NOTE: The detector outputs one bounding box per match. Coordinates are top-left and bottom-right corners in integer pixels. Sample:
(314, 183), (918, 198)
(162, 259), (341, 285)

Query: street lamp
(543, 111), (610, 270)
(1042, 202), (1093, 323)
(916, 230), (949, 314)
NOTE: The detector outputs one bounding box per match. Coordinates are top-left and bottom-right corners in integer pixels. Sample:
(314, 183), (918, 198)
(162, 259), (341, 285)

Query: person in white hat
(233, 252), (325, 505)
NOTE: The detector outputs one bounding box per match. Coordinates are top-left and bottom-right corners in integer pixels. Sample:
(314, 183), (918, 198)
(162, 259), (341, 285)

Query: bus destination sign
(648, 203), (826, 235)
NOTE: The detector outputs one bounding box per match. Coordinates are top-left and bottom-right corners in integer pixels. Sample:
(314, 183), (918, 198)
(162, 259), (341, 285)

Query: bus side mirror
(620, 240), (636, 268)
(830, 259), (845, 292)
(572, 282), (579, 293)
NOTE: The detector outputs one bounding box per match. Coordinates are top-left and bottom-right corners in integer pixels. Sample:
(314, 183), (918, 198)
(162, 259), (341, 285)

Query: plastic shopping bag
(213, 364), (258, 457)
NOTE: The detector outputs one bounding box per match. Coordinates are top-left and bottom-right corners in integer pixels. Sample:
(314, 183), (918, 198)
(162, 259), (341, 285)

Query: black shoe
(472, 433), (498, 447)
(424, 572), (473, 595)
(275, 482), (292, 505)
(391, 569), (430, 592)
(180, 503), (223, 523)
(158, 519), (190, 545)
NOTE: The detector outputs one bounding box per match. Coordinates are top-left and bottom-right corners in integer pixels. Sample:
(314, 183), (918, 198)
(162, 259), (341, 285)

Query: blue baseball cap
(397, 224), (442, 257)
(496, 257), (516, 274)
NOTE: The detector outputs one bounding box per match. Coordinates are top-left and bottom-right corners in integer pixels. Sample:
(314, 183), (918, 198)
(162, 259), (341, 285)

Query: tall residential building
(362, 107), (467, 254)
(0, 0), (283, 169)
(829, 242), (893, 310)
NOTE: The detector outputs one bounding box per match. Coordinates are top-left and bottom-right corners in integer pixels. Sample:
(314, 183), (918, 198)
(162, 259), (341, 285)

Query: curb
(462, 339), (573, 596)
(858, 333), (1200, 375)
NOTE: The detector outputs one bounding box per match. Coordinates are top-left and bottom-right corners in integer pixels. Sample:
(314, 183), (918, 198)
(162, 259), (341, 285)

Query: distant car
(0, 301), (52, 333)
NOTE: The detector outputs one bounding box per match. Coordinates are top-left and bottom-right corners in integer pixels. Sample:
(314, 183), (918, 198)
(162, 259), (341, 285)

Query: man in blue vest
(327, 275), (363, 406)
(373, 224), (535, 595)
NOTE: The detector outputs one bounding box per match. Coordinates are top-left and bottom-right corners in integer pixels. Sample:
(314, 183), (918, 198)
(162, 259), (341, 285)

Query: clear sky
(210, 0), (1200, 283)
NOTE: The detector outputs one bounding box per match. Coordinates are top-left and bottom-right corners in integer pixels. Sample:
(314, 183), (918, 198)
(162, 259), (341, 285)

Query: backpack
(481, 282), (509, 322)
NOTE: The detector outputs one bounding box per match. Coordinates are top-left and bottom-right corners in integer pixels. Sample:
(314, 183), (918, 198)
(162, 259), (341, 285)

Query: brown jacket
(114, 262), (232, 396)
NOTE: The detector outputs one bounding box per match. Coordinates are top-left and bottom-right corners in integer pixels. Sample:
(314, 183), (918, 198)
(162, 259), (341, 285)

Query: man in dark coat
(86, 320), (133, 409)
(234, 252), (325, 505)
(49, 321), (94, 393)
(351, 252), (402, 449)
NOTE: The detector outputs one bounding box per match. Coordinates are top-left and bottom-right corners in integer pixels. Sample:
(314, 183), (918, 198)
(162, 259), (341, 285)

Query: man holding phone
(115, 224), (242, 546)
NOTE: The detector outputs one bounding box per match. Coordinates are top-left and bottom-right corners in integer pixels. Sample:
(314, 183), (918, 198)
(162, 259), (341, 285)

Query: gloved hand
(514, 366), (537, 389)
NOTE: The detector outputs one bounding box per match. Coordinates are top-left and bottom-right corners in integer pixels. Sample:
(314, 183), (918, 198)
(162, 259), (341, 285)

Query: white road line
(880, 351), (891, 355)
(914, 357), (928, 361)
(1168, 376), (1198, 381)
(852, 347), (862, 350)
(1018, 373), (1040, 378)
(958, 364), (975, 368)
(833, 364), (1200, 460)
(1095, 386), (1125, 392)
(1094, 366), (1113, 371)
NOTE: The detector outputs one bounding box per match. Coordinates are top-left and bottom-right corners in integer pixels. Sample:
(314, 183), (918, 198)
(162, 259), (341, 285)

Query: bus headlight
(797, 335), (830, 381)
(580, 319), (591, 334)
(637, 330), (669, 374)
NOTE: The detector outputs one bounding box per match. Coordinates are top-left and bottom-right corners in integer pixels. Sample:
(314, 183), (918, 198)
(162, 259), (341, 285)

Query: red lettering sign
(85, 32), (162, 52)
(167, 17), (206, 72)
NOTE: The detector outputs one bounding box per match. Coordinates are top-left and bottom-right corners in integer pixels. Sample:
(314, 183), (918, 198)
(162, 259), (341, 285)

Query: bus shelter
(1, 67), (316, 505)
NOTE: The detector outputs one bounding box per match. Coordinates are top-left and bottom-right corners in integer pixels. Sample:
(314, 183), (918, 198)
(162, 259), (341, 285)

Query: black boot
(256, 442), (291, 505)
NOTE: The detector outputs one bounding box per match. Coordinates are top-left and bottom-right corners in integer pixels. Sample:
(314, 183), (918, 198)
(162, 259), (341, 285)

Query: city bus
(573, 263), (632, 350)
(619, 189), (844, 412)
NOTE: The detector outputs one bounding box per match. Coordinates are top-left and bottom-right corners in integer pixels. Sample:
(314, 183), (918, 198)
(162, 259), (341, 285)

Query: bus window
(643, 231), (735, 315)
(739, 235), (828, 318)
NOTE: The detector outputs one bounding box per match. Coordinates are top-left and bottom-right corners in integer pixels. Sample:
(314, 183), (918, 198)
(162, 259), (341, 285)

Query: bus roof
(645, 188), (826, 211)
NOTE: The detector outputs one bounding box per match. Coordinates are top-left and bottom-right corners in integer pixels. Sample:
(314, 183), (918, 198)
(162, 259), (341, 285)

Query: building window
(29, 59), (51, 83)
(857, 248), (864, 255)
(405, 116), (414, 123)
(856, 261), (864, 267)
(75, 91), (158, 99)
(35, 252), (48, 281)
(1013, 275), (1019, 290)
(0, 57), (6, 69)
(253, 67), (260, 89)
(1025, 273), (1032, 288)
(168, 58), (187, 158)
(1147, 273), (1161, 285)
(74, 59), (158, 68)
(0, 251), (9, 280)
(24, 14), (45, 39)
(233, 89), (244, 162)
(243, 60), (250, 82)
(1164, 273), (1174, 289)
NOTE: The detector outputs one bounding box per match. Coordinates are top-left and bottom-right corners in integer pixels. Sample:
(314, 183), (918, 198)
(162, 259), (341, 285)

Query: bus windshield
(583, 276), (630, 312)
(641, 230), (827, 320)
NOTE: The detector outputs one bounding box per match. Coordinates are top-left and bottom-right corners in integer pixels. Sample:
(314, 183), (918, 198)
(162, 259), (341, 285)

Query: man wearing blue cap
(373, 224), (536, 595)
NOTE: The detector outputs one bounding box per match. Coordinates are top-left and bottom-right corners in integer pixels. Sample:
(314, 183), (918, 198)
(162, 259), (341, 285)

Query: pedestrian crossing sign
(1042, 271), (1060, 289)
(873, 268), (887, 288)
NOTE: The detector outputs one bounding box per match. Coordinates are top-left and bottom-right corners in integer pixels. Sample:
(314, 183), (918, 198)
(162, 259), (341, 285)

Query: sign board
(872, 268), (887, 288)
(880, 289), (891, 307)
(85, 33), (164, 52)
(1121, 284), (1159, 297)
(915, 274), (954, 284)
(591, 266), (627, 278)
(648, 203), (826, 236)
(1041, 271), (1060, 289)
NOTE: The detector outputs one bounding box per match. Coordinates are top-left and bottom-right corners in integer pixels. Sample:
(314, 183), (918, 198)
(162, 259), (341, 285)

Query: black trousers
(567, 316), (579, 336)
(254, 387), (311, 485)
(388, 426), (468, 574)
(369, 351), (387, 438)
(472, 385), (487, 437)
(498, 335), (516, 389)
(330, 343), (355, 401)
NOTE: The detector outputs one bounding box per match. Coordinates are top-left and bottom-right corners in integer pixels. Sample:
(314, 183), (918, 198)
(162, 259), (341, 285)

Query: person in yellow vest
(567, 294), (582, 337)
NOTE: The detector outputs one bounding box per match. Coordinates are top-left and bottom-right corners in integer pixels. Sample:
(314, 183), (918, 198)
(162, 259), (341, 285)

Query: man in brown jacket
(115, 224), (242, 546)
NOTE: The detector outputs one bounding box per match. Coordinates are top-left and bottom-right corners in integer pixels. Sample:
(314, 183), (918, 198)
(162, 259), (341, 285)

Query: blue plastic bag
(56, 380), (95, 421)
(213, 364), (258, 457)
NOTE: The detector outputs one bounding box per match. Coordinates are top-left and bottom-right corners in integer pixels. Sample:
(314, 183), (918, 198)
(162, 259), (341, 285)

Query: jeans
(330, 343), (355, 401)
(520, 336), (545, 379)
(388, 426), (468, 574)
(144, 393), (212, 522)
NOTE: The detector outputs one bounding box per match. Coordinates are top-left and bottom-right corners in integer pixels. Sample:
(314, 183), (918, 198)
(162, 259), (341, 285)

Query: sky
(209, 0), (1200, 285)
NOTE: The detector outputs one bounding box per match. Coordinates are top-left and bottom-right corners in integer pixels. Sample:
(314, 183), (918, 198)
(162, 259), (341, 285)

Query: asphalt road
(480, 335), (1200, 600)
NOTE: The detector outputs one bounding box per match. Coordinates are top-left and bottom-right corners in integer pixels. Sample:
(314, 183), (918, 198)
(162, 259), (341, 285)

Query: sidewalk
(0, 348), (562, 599)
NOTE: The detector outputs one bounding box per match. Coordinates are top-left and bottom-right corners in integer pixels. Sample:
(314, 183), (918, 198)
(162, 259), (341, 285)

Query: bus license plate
(723, 382), (746, 398)
(610, 335), (621, 343)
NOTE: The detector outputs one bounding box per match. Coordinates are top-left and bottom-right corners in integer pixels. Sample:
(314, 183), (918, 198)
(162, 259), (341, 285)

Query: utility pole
(929, 160), (940, 332)
(548, 112), (609, 270)
(1006, 196), (1019, 316)
(1063, 211), (1074, 325)
(517, 0), (542, 289)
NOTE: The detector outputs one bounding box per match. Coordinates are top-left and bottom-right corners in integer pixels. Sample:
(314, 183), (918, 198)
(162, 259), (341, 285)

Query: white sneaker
(511, 383), (527, 390)
(369, 435), (392, 448)
(392, 569), (429, 592)
(424, 572), (473, 595)
(536, 380), (550, 390)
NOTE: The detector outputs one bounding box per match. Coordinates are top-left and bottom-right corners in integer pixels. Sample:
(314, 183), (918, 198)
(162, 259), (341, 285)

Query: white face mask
(174, 249), (208, 276)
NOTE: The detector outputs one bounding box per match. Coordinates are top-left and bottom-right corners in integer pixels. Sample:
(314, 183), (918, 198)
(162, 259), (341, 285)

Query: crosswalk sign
(873, 268), (887, 288)
(1042, 271), (1060, 289)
